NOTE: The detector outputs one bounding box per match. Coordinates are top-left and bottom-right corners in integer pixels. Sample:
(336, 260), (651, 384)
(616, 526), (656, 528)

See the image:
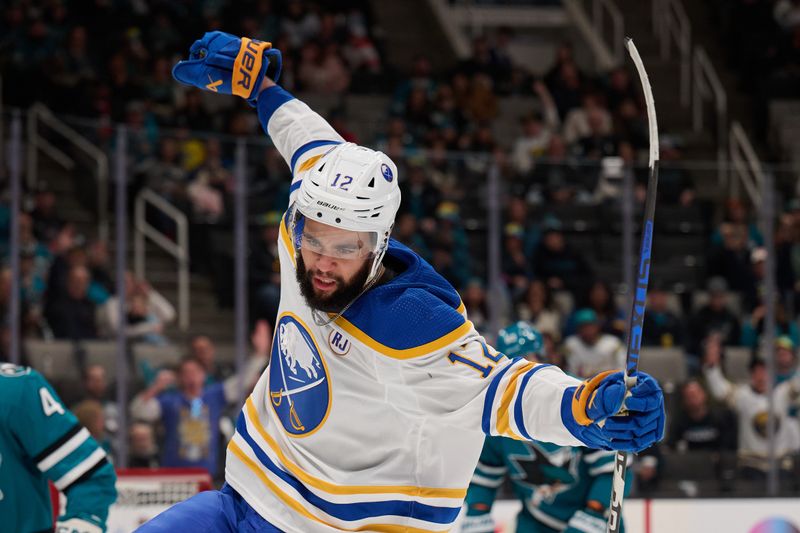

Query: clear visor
(291, 208), (379, 261)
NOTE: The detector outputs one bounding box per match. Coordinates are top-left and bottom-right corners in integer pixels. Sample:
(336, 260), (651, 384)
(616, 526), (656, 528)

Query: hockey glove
(564, 508), (608, 533)
(458, 513), (495, 533)
(172, 31), (282, 105)
(561, 370), (665, 452)
(55, 518), (103, 533)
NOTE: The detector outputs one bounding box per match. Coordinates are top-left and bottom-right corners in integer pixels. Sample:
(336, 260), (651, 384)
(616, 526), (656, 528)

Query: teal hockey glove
(172, 31), (282, 105)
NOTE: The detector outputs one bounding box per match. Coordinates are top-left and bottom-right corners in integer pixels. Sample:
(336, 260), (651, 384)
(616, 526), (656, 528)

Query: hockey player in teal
(0, 363), (117, 533)
(461, 323), (630, 533)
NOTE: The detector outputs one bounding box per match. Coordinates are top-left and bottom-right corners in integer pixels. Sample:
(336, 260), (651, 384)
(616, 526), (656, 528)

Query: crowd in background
(1, 0), (800, 492)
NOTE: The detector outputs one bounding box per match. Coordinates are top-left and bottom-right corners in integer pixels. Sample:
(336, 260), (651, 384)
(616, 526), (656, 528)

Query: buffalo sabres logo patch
(269, 314), (331, 437)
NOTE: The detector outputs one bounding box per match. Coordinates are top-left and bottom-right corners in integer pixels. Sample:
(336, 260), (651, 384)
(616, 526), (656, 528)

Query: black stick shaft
(607, 37), (660, 533)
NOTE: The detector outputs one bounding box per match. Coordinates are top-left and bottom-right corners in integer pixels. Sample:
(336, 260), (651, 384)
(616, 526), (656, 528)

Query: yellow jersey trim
(296, 153), (324, 173)
(279, 215), (297, 266)
(333, 317), (474, 360)
(229, 440), (450, 532)
(495, 361), (536, 439)
(244, 397), (466, 499)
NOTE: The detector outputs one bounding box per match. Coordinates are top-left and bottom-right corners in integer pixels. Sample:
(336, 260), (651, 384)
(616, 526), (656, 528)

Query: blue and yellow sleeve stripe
(481, 359), (552, 440)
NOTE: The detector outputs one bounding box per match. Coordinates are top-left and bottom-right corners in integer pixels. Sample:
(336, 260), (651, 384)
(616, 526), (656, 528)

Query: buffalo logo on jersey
(269, 314), (331, 436)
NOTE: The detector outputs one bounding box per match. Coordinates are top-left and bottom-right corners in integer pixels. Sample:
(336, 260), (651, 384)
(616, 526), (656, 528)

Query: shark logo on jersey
(269, 314), (331, 436)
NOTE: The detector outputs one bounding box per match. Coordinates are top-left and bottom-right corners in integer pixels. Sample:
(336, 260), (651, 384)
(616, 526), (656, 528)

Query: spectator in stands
(392, 212), (430, 261)
(504, 197), (539, 259)
(708, 208), (760, 304)
(687, 277), (742, 354)
(516, 279), (563, 340)
(633, 446), (662, 496)
(532, 135), (585, 205)
(544, 45), (584, 119)
(297, 41), (350, 94)
(282, 0), (321, 50)
(669, 379), (738, 452)
(461, 279), (490, 337)
(45, 264), (97, 340)
(740, 299), (800, 349)
(187, 138), (232, 223)
(77, 364), (120, 445)
(130, 351), (266, 477)
(776, 213), (799, 299)
(174, 89), (213, 132)
(502, 223), (532, 299)
(123, 293), (170, 346)
(776, 336), (799, 384)
(511, 111), (554, 178)
(703, 350), (800, 481)
(563, 308), (625, 378)
(86, 239), (113, 301)
(29, 186), (63, 244)
(73, 399), (112, 454)
(604, 66), (638, 114)
(19, 246), (46, 335)
(655, 136), (696, 205)
(571, 106), (619, 161)
(464, 73), (498, 124)
(129, 422), (160, 468)
(98, 272), (176, 342)
(190, 335), (225, 384)
(531, 218), (592, 298)
(142, 137), (188, 208)
(398, 163), (441, 222)
(711, 198), (763, 250)
(565, 279), (625, 338)
(642, 283), (686, 347)
(562, 92), (613, 145)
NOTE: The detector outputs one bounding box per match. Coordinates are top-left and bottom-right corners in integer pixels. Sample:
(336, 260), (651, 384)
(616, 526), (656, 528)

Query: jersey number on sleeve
(448, 341), (505, 378)
(40, 387), (65, 416)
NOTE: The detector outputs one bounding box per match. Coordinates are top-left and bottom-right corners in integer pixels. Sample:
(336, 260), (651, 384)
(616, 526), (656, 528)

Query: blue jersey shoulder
(338, 239), (468, 354)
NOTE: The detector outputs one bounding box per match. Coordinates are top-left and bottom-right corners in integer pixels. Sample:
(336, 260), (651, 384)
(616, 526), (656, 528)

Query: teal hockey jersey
(0, 364), (117, 533)
(464, 436), (630, 532)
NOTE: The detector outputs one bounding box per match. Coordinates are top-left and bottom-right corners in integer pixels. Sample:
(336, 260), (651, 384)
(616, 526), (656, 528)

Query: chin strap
(310, 264), (385, 327)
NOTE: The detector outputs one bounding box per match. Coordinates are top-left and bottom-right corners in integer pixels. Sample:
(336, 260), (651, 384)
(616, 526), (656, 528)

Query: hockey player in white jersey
(137, 31), (665, 533)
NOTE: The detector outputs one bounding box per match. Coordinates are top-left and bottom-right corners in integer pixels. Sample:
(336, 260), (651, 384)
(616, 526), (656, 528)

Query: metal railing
(26, 103), (110, 241)
(729, 121), (765, 205)
(654, 0), (691, 107)
(591, 0), (624, 64)
(134, 188), (190, 331)
(692, 47), (728, 187)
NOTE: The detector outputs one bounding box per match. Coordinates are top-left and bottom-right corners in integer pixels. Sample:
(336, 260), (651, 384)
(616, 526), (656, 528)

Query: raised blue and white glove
(561, 370), (665, 452)
(172, 31), (282, 105)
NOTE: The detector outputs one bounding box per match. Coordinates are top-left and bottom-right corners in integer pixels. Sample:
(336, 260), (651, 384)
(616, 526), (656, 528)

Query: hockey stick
(606, 37), (659, 533)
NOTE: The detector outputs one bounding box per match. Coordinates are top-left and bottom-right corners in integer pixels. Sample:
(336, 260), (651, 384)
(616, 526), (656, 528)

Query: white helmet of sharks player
(289, 142), (402, 322)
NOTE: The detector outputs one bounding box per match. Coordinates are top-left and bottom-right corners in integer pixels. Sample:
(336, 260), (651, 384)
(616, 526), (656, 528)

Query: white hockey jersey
(704, 365), (800, 466)
(224, 86), (584, 533)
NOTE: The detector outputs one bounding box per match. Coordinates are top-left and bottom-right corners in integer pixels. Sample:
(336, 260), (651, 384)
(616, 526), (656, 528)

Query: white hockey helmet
(289, 142), (402, 282)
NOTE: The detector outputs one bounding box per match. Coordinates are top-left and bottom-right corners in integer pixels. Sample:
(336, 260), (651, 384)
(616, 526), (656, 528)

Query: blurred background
(1, 0), (800, 529)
